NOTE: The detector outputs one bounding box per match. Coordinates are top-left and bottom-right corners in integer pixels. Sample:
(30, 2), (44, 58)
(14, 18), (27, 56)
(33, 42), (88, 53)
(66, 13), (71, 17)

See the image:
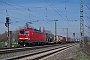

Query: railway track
(1, 43), (77, 60)
(0, 44), (61, 54)
(0, 44), (67, 59)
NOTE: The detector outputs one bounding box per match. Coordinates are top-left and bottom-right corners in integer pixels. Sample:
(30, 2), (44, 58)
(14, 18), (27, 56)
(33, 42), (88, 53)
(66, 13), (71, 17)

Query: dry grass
(84, 37), (90, 57)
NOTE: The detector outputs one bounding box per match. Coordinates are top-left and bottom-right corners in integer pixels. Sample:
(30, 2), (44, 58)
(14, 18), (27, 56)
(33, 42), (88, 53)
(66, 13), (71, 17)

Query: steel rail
(0, 44), (61, 54)
(2, 44), (76, 60)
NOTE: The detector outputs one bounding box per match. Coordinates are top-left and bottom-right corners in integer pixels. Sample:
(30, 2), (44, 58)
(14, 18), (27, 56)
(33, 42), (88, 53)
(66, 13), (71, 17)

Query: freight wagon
(57, 36), (71, 44)
(46, 33), (54, 44)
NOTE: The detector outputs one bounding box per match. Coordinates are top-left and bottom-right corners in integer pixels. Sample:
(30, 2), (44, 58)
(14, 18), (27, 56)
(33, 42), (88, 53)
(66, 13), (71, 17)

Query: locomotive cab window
(20, 30), (29, 35)
(24, 31), (28, 34)
(20, 30), (24, 34)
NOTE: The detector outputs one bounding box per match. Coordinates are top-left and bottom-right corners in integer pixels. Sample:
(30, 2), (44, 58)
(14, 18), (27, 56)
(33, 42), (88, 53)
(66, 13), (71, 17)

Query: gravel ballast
(40, 43), (80, 60)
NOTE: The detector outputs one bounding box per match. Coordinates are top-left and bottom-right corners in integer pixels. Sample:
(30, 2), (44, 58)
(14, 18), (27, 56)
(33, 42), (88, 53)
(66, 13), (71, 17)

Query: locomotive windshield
(20, 30), (28, 34)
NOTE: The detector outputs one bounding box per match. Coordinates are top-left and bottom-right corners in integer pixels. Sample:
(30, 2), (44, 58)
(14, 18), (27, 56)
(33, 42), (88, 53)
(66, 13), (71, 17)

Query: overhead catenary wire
(44, 0), (67, 28)
(0, 12), (25, 23)
(0, 0), (42, 21)
(84, 30), (90, 36)
(84, 5), (90, 25)
(86, 5), (90, 11)
(44, 0), (77, 29)
(0, 0), (80, 35)
(0, 0), (65, 28)
(0, 0), (42, 22)
(2, 0), (50, 22)
(0, 0), (51, 21)
(44, 0), (79, 36)
(0, 0), (55, 32)
(84, 4), (90, 37)
(64, 1), (69, 21)
(85, 25), (90, 30)
(52, 0), (69, 7)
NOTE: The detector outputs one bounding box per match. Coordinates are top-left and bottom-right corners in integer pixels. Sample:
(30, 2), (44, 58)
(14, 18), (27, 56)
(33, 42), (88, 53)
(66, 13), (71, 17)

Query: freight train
(18, 27), (72, 46)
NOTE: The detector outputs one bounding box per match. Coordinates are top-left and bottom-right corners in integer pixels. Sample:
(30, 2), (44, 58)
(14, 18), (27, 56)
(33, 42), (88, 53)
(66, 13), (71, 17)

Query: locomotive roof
(20, 28), (45, 33)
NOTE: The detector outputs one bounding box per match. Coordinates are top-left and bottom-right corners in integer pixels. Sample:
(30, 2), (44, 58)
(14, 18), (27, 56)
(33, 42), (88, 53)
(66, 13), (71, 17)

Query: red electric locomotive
(18, 28), (46, 46)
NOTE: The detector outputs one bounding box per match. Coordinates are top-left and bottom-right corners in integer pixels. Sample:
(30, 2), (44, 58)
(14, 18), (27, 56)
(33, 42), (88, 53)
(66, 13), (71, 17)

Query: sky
(0, 0), (90, 38)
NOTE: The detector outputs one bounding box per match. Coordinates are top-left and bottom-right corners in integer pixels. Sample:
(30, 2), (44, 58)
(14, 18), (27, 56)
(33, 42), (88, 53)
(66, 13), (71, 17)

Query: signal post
(5, 17), (11, 47)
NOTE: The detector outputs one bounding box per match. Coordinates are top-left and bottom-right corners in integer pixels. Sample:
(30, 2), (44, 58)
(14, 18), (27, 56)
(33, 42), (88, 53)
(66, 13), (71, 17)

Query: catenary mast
(80, 0), (84, 50)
